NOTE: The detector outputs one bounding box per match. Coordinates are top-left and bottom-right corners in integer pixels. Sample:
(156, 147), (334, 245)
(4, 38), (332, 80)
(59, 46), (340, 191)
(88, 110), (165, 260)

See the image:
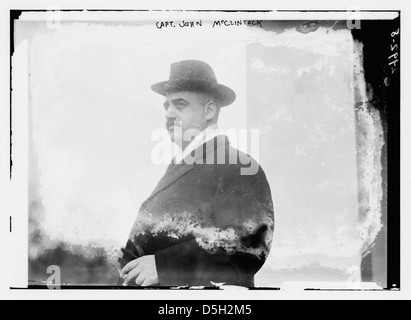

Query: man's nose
(165, 105), (177, 120)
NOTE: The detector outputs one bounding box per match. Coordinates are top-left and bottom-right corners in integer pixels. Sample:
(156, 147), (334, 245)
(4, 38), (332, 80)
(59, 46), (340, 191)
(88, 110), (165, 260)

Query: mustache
(166, 121), (182, 130)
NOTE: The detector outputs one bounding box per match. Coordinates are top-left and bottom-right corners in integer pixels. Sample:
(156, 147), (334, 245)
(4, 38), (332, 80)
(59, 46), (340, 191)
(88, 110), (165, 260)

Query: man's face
(163, 91), (208, 147)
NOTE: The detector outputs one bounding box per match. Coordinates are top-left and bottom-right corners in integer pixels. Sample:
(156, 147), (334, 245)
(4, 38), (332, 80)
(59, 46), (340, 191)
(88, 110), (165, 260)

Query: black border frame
(9, 9), (400, 291)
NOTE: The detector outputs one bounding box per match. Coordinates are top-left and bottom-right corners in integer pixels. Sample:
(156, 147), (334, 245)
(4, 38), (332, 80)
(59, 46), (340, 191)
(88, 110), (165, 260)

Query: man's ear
(204, 101), (217, 122)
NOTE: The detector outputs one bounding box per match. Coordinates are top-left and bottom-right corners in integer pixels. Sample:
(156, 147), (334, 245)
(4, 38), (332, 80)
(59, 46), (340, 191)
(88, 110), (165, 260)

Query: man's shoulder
(204, 137), (264, 177)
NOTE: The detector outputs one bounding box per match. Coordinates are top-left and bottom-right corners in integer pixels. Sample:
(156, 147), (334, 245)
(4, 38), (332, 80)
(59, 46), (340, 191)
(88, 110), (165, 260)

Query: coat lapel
(149, 163), (194, 198)
(148, 135), (229, 199)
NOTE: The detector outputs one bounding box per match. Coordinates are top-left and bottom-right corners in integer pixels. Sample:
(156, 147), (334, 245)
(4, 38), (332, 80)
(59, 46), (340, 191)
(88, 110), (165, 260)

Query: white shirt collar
(174, 124), (224, 164)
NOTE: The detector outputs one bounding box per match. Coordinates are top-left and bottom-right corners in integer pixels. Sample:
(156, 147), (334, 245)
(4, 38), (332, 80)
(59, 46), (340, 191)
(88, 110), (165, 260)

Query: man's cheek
(184, 127), (202, 143)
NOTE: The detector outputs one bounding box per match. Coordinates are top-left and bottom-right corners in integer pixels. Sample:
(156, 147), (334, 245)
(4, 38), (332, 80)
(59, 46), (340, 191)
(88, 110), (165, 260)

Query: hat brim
(151, 79), (236, 107)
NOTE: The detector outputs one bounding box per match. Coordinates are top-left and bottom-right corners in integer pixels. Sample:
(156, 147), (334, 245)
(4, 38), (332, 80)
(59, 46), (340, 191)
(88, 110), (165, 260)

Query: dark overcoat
(119, 135), (274, 287)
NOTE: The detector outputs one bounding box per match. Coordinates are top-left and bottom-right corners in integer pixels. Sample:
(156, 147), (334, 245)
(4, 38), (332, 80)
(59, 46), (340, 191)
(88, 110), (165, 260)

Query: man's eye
(176, 103), (186, 109)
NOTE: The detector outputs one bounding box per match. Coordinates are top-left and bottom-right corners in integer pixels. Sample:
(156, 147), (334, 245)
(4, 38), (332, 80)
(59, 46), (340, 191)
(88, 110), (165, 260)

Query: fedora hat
(151, 60), (236, 107)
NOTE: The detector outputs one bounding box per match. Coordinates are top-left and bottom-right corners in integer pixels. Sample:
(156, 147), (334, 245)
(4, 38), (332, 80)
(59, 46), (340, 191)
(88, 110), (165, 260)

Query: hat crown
(151, 59), (236, 107)
(169, 60), (217, 83)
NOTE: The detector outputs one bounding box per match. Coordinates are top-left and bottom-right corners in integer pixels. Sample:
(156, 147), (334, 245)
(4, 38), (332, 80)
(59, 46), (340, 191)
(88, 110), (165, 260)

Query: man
(119, 60), (274, 287)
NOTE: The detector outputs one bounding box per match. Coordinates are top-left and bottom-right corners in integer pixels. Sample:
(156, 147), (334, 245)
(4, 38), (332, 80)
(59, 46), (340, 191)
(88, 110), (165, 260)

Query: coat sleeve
(154, 160), (275, 287)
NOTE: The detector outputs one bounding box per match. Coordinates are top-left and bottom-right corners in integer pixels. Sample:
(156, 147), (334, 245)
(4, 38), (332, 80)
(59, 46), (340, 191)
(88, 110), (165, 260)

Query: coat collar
(148, 135), (229, 198)
(173, 124), (223, 164)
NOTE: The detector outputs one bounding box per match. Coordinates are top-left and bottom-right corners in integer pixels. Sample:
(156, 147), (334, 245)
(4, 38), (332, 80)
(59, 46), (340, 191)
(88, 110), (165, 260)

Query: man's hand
(120, 255), (159, 287)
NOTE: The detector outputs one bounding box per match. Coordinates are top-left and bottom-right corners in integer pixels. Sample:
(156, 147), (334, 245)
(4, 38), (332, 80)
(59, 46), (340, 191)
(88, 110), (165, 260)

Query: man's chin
(169, 131), (182, 145)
